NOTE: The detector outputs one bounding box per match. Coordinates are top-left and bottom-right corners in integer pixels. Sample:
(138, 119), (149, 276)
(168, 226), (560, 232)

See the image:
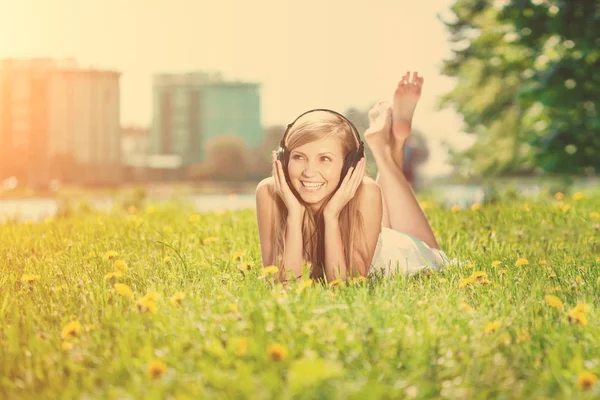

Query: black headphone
(275, 109), (365, 195)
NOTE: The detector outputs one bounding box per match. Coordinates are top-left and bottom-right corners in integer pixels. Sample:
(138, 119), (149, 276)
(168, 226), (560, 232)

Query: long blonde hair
(271, 111), (368, 282)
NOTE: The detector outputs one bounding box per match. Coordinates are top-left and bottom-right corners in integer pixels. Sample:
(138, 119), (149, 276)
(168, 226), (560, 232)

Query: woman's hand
(272, 151), (305, 220)
(323, 157), (366, 219)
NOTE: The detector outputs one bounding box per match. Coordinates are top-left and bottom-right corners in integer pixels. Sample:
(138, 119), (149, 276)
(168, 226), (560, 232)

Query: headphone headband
(279, 108), (363, 150)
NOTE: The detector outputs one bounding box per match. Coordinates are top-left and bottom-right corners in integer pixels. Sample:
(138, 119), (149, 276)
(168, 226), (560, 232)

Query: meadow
(1, 187), (599, 399)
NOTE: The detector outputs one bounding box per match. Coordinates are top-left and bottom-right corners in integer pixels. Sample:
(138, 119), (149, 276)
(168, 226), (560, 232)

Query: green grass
(1, 189), (599, 399)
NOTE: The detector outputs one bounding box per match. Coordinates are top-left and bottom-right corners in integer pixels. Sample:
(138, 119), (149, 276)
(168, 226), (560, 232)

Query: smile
(301, 181), (325, 191)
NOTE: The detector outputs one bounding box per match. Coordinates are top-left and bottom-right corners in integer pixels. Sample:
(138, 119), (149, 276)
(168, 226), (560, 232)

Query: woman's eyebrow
(292, 151), (335, 156)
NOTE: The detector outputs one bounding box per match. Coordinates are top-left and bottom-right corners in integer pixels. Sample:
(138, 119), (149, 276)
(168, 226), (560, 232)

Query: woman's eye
(292, 155), (303, 160)
(322, 156), (331, 162)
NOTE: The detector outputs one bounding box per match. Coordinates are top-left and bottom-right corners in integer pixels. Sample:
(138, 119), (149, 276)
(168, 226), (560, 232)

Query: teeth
(302, 182), (324, 189)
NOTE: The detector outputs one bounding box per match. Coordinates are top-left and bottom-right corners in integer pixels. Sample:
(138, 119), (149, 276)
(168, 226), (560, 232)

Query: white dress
(368, 227), (449, 277)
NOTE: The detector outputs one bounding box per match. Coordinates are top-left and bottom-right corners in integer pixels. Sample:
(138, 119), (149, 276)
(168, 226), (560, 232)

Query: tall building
(150, 71), (262, 167)
(0, 58), (121, 186)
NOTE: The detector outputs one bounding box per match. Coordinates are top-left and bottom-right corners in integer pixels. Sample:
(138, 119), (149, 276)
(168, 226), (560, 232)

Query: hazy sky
(0, 0), (473, 177)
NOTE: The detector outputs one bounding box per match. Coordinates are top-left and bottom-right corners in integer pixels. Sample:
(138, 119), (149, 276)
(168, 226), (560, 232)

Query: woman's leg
(364, 72), (440, 250)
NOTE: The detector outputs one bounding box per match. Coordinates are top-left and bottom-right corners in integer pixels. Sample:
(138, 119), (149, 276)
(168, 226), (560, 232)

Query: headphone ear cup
(340, 150), (359, 179)
(276, 147), (285, 162)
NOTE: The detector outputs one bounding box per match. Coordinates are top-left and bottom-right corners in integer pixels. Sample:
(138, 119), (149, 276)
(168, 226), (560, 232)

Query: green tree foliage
(439, 0), (599, 177)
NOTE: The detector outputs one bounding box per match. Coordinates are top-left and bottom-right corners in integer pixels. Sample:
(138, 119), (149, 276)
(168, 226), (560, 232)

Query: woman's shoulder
(360, 176), (382, 198)
(255, 177), (275, 199)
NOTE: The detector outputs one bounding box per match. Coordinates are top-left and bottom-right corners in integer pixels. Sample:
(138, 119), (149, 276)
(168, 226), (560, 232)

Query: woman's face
(287, 136), (345, 211)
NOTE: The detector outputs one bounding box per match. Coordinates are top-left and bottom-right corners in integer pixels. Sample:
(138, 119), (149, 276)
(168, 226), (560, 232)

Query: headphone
(275, 109), (365, 195)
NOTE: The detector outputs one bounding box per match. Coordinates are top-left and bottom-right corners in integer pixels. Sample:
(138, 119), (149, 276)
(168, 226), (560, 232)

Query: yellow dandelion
(267, 343), (288, 361)
(163, 256), (171, 264)
(458, 276), (474, 288)
(136, 292), (159, 314)
(61, 320), (82, 339)
(451, 205), (461, 213)
(104, 271), (122, 281)
(170, 291), (185, 307)
(458, 302), (474, 313)
(550, 286), (562, 292)
(562, 204), (571, 213)
(189, 214), (200, 223)
(567, 304), (591, 326)
(232, 251), (245, 262)
(471, 271), (488, 281)
(491, 261), (502, 268)
(544, 294), (564, 310)
(261, 265), (279, 276)
(484, 321), (502, 334)
(574, 276), (584, 285)
(572, 192), (584, 201)
(202, 236), (218, 245)
(61, 341), (73, 351)
(20, 273), (40, 283)
(328, 279), (343, 287)
(521, 203), (530, 212)
(231, 336), (249, 356)
(237, 261), (254, 272)
(147, 360), (168, 379)
(515, 258), (529, 267)
(162, 225), (174, 234)
(471, 203), (481, 211)
(296, 279), (313, 294)
(577, 371), (598, 390)
(228, 303), (238, 313)
(145, 206), (157, 215)
(554, 192), (565, 200)
(548, 272), (557, 279)
(127, 205), (137, 214)
(103, 250), (118, 261)
(590, 211), (599, 219)
(540, 259), (547, 265)
(114, 283), (133, 298)
(438, 278), (448, 283)
(113, 260), (128, 273)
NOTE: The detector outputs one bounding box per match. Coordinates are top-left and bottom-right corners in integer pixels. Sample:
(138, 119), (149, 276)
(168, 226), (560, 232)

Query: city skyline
(0, 0), (473, 178)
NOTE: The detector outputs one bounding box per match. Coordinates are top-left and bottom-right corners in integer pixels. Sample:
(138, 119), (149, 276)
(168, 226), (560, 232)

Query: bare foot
(392, 71), (424, 168)
(364, 101), (393, 159)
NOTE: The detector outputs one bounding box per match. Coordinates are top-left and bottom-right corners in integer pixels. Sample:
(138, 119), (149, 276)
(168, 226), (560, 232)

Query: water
(0, 185), (489, 222)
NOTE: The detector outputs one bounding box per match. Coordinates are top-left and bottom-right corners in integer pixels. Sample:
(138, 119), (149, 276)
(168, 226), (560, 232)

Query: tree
(439, 0), (599, 177)
(188, 134), (248, 181)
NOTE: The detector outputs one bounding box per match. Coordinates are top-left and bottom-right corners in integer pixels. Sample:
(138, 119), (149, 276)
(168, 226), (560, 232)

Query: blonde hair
(271, 111), (368, 282)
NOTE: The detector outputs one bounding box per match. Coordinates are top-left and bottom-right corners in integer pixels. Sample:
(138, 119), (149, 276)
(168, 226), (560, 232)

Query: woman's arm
(323, 178), (383, 280)
(255, 177), (304, 282)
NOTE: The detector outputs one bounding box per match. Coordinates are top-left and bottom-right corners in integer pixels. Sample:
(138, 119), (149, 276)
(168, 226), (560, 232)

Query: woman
(255, 71), (448, 283)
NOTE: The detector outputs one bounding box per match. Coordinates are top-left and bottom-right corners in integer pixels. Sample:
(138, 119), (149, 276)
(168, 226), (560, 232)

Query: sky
(0, 0), (474, 178)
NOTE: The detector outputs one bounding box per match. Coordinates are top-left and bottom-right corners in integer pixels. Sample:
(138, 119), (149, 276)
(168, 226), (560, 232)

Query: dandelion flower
(562, 204), (571, 213)
(328, 279), (343, 287)
(572, 192), (584, 201)
(548, 272), (557, 279)
(554, 192), (565, 200)
(231, 336), (249, 356)
(163, 256), (171, 264)
(103, 251), (118, 261)
(136, 292), (159, 314)
(237, 261), (254, 272)
(267, 343), (288, 361)
(61, 341), (73, 351)
(451, 205), (461, 213)
(567, 304), (591, 326)
(515, 258), (529, 267)
(261, 266), (279, 276)
(590, 211), (599, 219)
(189, 214), (200, 223)
(162, 225), (174, 234)
(147, 360), (168, 379)
(61, 320), (82, 339)
(114, 283), (133, 298)
(484, 321), (502, 334)
(471, 203), (481, 211)
(539, 259), (547, 265)
(170, 292), (185, 307)
(228, 304), (238, 313)
(202, 236), (218, 245)
(20, 273), (39, 283)
(491, 261), (502, 268)
(113, 260), (128, 273)
(127, 205), (137, 214)
(296, 279), (313, 294)
(577, 371), (598, 390)
(104, 271), (122, 281)
(232, 251), (245, 262)
(544, 295), (564, 310)
(458, 302), (474, 313)
(458, 276), (474, 288)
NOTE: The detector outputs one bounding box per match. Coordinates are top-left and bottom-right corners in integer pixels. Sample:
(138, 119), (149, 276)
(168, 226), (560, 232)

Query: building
(149, 71), (262, 170)
(0, 58), (121, 187)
